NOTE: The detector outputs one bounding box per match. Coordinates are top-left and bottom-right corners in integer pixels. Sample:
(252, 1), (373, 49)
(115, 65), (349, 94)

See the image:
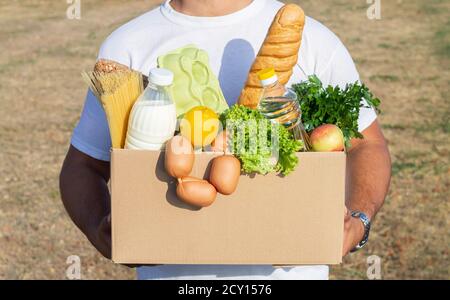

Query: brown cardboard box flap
(111, 150), (345, 265)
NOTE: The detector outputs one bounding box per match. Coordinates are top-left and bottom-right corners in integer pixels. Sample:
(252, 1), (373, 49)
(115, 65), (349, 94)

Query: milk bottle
(125, 68), (177, 150)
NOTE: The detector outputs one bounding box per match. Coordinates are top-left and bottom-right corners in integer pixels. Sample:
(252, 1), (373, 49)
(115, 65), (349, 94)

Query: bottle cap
(149, 68), (174, 86)
(257, 68), (278, 86)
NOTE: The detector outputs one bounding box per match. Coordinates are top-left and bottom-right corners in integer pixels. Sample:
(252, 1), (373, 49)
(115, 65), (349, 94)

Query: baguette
(238, 4), (305, 108)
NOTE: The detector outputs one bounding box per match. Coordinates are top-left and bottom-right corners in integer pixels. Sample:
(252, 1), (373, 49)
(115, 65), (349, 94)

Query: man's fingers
(342, 216), (358, 256)
(342, 217), (366, 257)
(344, 212), (351, 223)
(342, 234), (352, 256)
(344, 207), (351, 218)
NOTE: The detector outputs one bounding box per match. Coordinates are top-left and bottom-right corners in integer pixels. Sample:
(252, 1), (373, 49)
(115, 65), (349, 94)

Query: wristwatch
(350, 210), (371, 252)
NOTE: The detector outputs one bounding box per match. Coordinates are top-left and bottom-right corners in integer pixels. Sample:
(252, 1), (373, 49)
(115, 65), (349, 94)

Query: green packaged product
(158, 45), (229, 117)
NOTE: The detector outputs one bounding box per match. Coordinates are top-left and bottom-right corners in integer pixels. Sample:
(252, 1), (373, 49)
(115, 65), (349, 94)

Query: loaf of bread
(238, 4), (305, 108)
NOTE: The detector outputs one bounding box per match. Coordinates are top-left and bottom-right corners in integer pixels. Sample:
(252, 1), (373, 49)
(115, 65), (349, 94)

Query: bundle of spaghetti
(82, 68), (144, 148)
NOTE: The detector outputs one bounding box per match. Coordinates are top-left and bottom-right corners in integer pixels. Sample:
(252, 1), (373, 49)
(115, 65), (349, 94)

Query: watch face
(351, 211), (360, 218)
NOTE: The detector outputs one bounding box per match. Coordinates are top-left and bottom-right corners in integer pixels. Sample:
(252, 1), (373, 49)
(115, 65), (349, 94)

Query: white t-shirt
(71, 0), (377, 280)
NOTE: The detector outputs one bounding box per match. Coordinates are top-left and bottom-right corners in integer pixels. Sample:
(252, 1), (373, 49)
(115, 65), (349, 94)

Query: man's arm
(59, 145), (112, 258)
(342, 120), (391, 255)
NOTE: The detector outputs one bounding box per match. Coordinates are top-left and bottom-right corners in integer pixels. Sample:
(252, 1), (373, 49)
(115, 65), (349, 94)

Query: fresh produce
(165, 136), (194, 178)
(292, 75), (381, 148)
(209, 155), (241, 195)
(220, 105), (302, 175)
(239, 4), (305, 108)
(176, 176), (217, 208)
(211, 130), (229, 152)
(180, 106), (220, 147)
(310, 124), (345, 152)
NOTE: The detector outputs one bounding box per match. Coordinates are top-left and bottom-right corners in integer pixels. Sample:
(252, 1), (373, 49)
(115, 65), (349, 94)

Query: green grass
(441, 117), (450, 133)
(382, 124), (406, 131)
(421, 0), (448, 15)
(0, 58), (37, 75)
(36, 44), (93, 59)
(434, 21), (450, 59)
(412, 117), (450, 134)
(414, 0), (450, 60)
(392, 162), (418, 175)
(354, 58), (367, 65)
(421, 4), (440, 15)
(379, 43), (393, 49)
(433, 164), (448, 175)
(370, 75), (400, 82)
(391, 150), (437, 176)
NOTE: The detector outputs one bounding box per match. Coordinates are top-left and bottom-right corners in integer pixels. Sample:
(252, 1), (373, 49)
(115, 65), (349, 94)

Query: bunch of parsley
(220, 105), (302, 175)
(292, 75), (381, 148)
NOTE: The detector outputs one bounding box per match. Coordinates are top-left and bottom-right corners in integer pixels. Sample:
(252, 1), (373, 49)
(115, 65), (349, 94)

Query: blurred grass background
(0, 0), (448, 279)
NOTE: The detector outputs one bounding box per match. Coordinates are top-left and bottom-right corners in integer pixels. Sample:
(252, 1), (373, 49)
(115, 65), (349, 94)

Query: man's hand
(342, 208), (365, 256)
(95, 214), (112, 258)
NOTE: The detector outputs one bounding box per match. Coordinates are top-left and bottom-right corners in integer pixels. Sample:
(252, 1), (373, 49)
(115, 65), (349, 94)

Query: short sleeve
(71, 90), (112, 161)
(319, 41), (377, 132)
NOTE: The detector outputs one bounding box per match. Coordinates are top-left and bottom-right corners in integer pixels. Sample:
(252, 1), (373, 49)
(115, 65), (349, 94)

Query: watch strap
(350, 211), (371, 252)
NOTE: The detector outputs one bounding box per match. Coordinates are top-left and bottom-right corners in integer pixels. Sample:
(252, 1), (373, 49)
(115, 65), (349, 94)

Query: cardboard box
(111, 150), (346, 265)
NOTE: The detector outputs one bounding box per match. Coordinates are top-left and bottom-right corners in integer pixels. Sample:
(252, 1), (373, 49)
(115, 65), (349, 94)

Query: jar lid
(257, 68), (278, 86)
(149, 68), (174, 86)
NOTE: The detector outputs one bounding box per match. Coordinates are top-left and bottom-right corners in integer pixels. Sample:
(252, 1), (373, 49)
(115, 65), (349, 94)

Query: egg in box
(157, 45), (229, 117)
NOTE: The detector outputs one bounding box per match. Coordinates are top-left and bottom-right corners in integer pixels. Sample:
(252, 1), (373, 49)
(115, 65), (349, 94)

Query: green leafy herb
(292, 75), (381, 148)
(220, 105), (302, 175)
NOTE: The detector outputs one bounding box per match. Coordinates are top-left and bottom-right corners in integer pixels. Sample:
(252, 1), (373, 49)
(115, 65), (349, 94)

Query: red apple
(310, 124), (345, 152)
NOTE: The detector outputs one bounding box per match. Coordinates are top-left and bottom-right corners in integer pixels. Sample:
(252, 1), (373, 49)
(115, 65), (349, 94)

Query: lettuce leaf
(220, 105), (302, 175)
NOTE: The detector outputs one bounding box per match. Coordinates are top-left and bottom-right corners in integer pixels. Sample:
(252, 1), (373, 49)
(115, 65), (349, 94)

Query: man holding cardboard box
(60, 0), (391, 280)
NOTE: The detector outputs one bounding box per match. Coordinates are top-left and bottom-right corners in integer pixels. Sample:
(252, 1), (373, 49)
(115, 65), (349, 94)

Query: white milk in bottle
(125, 68), (177, 150)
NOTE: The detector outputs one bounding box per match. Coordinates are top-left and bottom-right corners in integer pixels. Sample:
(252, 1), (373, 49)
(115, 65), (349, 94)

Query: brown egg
(209, 155), (241, 195)
(165, 136), (194, 178)
(176, 177), (217, 208)
(211, 130), (229, 153)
